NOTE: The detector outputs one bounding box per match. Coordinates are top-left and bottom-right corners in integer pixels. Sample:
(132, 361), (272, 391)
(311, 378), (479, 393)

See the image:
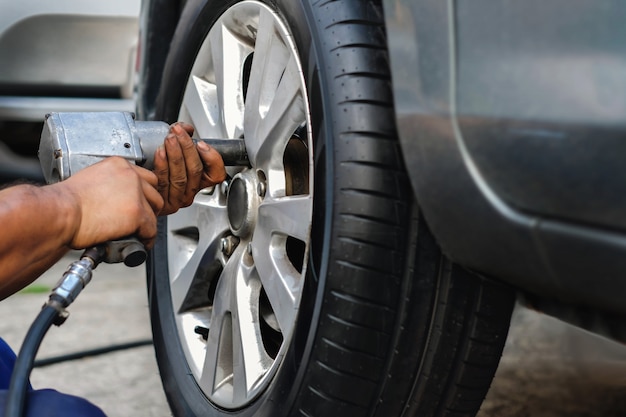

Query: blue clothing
(0, 338), (106, 417)
(0, 339), (19, 391)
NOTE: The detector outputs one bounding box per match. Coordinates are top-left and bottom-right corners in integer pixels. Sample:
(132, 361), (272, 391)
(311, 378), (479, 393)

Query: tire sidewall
(149, 1), (332, 416)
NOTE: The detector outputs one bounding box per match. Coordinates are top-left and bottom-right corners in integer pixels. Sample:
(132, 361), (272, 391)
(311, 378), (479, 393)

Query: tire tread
(297, 3), (516, 414)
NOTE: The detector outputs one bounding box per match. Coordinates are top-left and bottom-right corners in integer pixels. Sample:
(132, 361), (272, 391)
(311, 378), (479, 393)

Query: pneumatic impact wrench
(38, 111), (248, 266)
(4, 112), (247, 417)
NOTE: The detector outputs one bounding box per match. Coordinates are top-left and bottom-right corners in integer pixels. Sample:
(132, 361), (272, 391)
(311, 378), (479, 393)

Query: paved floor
(1, 253), (626, 417)
(0, 255), (169, 417)
(480, 306), (626, 417)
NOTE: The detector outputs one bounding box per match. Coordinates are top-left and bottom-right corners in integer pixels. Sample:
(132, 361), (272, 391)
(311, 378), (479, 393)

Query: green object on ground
(19, 284), (51, 294)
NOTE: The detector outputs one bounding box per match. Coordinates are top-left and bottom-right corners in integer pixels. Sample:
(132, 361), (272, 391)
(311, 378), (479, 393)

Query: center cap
(227, 171), (260, 237)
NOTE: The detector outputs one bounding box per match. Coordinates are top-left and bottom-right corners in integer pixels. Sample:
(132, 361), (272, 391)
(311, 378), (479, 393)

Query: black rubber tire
(147, 0), (516, 416)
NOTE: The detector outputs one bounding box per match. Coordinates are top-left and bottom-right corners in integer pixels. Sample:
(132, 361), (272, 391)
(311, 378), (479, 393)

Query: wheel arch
(381, 0), (626, 322)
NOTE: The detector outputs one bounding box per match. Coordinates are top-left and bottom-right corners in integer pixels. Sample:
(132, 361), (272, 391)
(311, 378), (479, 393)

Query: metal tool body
(37, 111), (249, 268)
(39, 111), (247, 184)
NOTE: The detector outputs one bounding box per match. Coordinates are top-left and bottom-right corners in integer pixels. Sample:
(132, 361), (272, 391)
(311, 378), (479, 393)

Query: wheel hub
(227, 171), (261, 237)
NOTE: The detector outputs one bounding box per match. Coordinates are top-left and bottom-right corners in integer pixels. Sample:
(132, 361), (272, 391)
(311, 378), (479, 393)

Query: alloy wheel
(165, 1), (312, 409)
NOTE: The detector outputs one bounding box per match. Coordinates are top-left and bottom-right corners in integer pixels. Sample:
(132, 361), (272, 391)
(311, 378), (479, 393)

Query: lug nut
(257, 181), (266, 198)
(199, 185), (215, 195)
(221, 236), (239, 256)
(221, 180), (230, 195)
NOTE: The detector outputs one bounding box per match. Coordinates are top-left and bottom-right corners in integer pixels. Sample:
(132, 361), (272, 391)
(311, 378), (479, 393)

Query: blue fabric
(0, 338), (106, 417)
(0, 338), (17, 390)
(0, 390), (107, 417)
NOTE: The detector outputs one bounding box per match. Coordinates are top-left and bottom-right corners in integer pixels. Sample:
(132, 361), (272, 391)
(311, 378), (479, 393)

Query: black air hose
(4, 304), (61, 417)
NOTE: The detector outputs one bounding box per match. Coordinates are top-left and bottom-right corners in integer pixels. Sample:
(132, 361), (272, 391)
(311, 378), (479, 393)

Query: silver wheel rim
(166, 1), (312, 409)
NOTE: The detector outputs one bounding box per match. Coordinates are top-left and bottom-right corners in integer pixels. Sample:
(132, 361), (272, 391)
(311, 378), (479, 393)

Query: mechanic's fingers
(164, 132), (187, 208)
(154, 122), (222, 216)
(153, 145), (170, 203)
(136, 208), (158, 250)
(130, 164), (164, 216)
(132, 164), (159, 188)
(135, 171), (162, 247)
(174, 121), (194, 137)
(142, 176), (165, 215)
(171, 123), (203, 205)
(197, 141), (227, 187)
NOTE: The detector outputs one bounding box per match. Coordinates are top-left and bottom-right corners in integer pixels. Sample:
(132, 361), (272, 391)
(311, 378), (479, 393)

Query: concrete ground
(1, 253), (626, 417)
(0, 255), (169, 417)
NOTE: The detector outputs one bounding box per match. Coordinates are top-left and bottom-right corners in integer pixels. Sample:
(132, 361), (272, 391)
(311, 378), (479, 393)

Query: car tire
(147, 0), (516, 416)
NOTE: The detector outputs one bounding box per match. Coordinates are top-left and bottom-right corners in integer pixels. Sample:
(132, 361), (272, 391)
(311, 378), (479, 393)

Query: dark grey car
(137, 1), (626, 416)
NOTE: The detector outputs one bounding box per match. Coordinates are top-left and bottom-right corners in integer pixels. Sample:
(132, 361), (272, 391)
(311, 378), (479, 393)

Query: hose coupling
(50, 257), (95, 309)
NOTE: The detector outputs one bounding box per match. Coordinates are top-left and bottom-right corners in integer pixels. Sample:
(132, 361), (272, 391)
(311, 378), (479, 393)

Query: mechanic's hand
(153, 122), (227, 215)
(55, 157), (164, 249)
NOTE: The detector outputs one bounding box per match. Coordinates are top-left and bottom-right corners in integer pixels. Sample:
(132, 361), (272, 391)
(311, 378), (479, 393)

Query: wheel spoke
(194, 199), (230, 247)
(199, 247), (238, 397)
(241, 7), (279, 123)
(232, 265), (269, 398)
(169, 198), (229, 245)
(170, 247), (206, 313)
(167, 205), (199, 281)
(244, 12), (306, 169)
(257, 195), (312, 242)
(169, 202), (228, 312)
(198, 246), (269, 402)
(259, 57), (306, 168)
(182, 76), (221, 138)
(209, 23), (249, 139)
(251, 238), (300, 339)
(167, 203), (199, 233)
(199, 316), (222, 396)
(251, 196), (311, 335)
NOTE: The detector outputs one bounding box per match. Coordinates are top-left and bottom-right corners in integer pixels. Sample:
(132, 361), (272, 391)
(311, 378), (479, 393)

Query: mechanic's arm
(0, 123), (225, 300)
(0, 157), (162, 300)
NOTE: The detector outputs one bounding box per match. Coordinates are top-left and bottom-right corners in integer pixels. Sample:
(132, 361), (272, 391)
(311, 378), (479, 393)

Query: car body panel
(382, 0), (626, 315)
(456, 0), (626, 230)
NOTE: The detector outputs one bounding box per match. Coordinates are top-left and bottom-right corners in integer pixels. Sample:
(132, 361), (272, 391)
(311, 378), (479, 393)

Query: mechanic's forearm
(0, 184), (77, 300)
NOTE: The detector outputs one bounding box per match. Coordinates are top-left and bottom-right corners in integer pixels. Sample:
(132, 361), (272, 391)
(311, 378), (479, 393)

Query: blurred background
(0, 0), (139, 183)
